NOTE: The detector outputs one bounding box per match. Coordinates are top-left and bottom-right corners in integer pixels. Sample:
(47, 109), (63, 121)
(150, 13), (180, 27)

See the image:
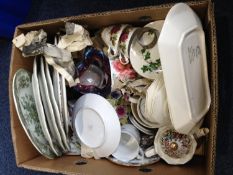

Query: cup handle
(145, 146), (157, 158)
(119, 53), (129, 65)
(136, 148), (145, 160)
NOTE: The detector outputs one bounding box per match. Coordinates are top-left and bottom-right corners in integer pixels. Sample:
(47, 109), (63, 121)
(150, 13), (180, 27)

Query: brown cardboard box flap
(9, 1), (218, 175)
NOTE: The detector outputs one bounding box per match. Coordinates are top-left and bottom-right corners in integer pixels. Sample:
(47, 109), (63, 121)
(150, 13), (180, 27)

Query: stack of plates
(32, 56), (71, 156)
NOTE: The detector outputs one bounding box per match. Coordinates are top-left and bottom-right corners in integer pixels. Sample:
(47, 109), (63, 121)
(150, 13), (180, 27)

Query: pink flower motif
(112, 59), (137, 81)
(116, 105), (126, 118)
(120, 33), (128, 42)
(110, 25), (121, 34)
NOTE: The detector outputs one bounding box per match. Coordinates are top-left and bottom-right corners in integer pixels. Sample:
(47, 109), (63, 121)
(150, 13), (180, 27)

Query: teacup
(112, 124), (144, 162)
(144, 126), (209, 165)
(101, 24), (129, 58)
(145, 73), (171, 127)
(118, 27), (139, 65)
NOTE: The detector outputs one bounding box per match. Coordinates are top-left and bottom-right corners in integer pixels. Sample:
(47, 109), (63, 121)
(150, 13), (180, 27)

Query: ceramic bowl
(72, 93), (121, 158)
(157, 3), (211, 134)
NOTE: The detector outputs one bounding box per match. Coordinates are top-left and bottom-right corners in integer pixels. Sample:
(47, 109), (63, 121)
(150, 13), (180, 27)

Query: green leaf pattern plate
(12, 69), (56, 159)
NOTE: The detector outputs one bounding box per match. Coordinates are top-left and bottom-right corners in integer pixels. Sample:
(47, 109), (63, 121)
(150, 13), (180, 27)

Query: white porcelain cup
(112, 124), (144, 162)
(145, 74), (170, 127)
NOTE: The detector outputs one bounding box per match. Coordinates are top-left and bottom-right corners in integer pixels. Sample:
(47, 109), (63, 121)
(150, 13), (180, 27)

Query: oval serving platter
(12, 69), (56, 159)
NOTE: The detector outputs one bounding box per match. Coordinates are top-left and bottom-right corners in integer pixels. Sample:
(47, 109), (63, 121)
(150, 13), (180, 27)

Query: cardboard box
(9, 1), (218, 175)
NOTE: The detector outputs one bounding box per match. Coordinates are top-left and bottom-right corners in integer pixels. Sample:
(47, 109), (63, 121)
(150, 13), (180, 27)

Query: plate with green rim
(12, 68), (56, 159)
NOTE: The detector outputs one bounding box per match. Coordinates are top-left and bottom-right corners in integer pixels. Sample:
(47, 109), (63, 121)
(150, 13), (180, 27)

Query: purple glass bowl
(74, 47), (111, 97)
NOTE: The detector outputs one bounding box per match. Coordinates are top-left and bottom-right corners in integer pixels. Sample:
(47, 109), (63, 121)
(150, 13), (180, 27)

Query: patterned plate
(12, 69), (56, 159)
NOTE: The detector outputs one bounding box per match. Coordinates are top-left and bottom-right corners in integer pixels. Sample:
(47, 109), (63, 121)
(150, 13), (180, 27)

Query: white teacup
(145, 74), (171, 127)
(112, 124), (144, 162)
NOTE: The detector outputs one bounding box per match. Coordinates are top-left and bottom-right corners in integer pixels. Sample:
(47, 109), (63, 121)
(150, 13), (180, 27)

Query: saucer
(107, 155), (160, 167)
(131, 101), (160, 129)
(129, 20), (164, 79)
(73, 93), (121, 157)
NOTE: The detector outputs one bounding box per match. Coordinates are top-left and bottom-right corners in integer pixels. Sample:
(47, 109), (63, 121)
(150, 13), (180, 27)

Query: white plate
(32, 57), (61, 156)
(158, 3), (211, 134)
(131, 102), (160, 129)
(13, 69), (56, 159)
(52, 69), (62, 125)
(38, 58), (66, 152)
(129, 20), (164, 79)
(38, 72), (66, 152)
(43, 59), (70, 150)
(73, 93), (121, 158)
(60, 74), (70, 137)
(128, 113), (154, 136)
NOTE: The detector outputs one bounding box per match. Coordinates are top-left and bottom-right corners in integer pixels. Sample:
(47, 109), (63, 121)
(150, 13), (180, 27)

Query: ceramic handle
(145, 146), (157, 158)
(135, 27), (158, 49)
(136, 148), (145, 160)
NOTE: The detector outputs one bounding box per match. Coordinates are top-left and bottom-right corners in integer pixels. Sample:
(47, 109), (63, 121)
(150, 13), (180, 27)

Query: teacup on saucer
(129, 20), (164, 79)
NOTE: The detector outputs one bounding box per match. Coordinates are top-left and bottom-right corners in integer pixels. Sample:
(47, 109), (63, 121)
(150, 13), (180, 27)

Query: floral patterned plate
(12, 69), (56, 159)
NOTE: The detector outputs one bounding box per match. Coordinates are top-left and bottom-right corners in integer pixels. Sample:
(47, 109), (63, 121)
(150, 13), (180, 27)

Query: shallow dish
(13, 69), (56, 159)
(157, 3), (211, 134)
(73, 93), (121, 158)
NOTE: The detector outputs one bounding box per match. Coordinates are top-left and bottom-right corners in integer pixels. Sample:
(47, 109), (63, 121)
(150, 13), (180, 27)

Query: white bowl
(158, 3), (211, 134)
(73, 93), (121, 158)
